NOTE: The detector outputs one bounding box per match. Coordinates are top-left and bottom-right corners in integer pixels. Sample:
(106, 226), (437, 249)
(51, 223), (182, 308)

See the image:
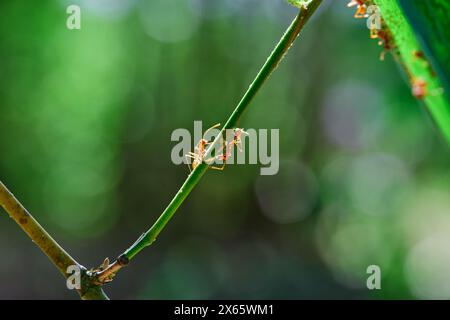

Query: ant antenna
(203, 123), (221, 138)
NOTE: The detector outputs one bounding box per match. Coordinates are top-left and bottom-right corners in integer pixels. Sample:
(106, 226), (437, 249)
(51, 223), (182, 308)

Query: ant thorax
(177, 121), (279, 175)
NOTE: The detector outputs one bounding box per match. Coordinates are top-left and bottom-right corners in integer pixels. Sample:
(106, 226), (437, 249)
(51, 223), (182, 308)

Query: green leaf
(374, 0), (450, 145)
(398, 0), (450, 98)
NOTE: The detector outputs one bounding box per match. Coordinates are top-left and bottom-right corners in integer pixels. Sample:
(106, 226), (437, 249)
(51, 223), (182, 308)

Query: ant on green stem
(347, 0), (368, 19)
(185, 125), (248, 172)
(213, 128), (249, 171)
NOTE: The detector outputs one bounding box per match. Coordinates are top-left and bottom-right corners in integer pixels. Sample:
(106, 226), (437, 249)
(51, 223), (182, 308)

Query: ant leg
(186, 153), (198, 159)
(203, 156), (220, 165)
(203, 157), (213, 165)
(354, 7), (366, 18)
(224, 141), (235, 157)
(210, 158), (226, 170)
(203, 123), (221, 138)
(187, 152), (199, 158)
(236, 141), (244, 153)
(370, 27), (379, 39)
(185, 155), (193, 172)
(214, 143), (226, 155)
(211, 165), (226, 171)
(186, 153), (201, 166)
(204, 153), (227, 170)
(202, 142), (226, 164)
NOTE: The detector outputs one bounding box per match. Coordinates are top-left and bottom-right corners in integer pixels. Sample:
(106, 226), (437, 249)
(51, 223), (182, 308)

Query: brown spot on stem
(117, 254), (129, 266)
(19, 218), (28, 224)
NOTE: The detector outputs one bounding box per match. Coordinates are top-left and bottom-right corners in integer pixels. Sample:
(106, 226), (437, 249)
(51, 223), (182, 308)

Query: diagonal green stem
(98, 2), (323, 278)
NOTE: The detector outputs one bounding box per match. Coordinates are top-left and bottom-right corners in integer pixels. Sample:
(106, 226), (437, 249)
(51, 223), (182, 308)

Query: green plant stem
(0, 180), (109, 300)
(374, 0), (450, 144)
(97, 1), (323, 281)
(0, 181), (77, 274)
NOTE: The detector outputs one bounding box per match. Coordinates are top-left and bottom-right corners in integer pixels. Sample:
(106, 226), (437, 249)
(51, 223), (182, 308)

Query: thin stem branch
(0, 181), (77, 274)
(0, 180), (109, 300)
(96, 1), (323, 282)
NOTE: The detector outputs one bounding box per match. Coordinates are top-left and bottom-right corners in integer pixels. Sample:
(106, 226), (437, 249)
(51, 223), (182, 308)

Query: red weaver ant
(347, 0), (368, 19)
(185, 123), (220, 171)
(185, 125), (248, 172)
(213, 128), (249, 171)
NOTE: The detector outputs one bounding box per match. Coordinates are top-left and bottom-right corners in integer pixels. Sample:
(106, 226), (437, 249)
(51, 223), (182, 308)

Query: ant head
(412, 78), (427, 99)
(234, 128), (249, 137)
(347, 0), (365, 8)
(415, 78), (426, 86)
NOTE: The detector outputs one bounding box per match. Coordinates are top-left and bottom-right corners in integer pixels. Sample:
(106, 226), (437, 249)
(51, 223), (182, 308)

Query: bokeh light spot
(255, 160), (318, 224)
(405, 236), (450, 299)
(139, 0), (200, 43)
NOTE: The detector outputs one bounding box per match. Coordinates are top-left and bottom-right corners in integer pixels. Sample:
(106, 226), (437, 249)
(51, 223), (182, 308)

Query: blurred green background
(0, 0), (449, 299)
